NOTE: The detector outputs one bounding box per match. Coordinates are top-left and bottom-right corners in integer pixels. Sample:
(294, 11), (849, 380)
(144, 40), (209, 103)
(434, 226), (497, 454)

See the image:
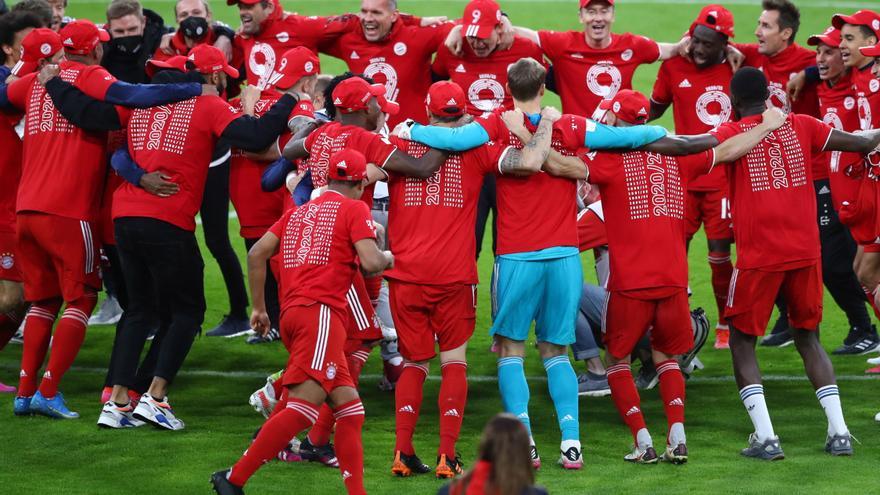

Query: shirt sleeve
(678, 150), (716, 181)
(207, 97), (244, 137)
(298, 14), (354, 51)
(5, 74), (33, 108)
(364, 132), (399, 168)
(709, 121), (741, 144)
(268, 210), (289, 239)
(633, 34), (661, 63)
(424, 22), (456, 50)
(732, 43), (761, 67)
(76, 65), (118, 100)
(431, 46), (451, 78)
(347, 200), (378, 244)
(583, 152), (616, 184)
(651, 60), (673, 105)
(537, 30), (565, 59)
(796, 114), (834, 154)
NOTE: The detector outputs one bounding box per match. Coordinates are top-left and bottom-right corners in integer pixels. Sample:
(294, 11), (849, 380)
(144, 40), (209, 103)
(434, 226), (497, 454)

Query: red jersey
(269, 190), (376, 313)
(537, 31), (660, 119)
(384, 138), (502, 285)
(5, 61), (118, 222)
(302, 122), (398, 208)
(478, 112), (587, 255)
(818, 71), (862, 206)
(712, 114), (832, 270)
(432, 36), (546, 116)
(651, 56), (732, 190)
(322, 19), (452, 127)
(152, 28), (221, 60)
(113, 95), (240, 231)
(852, 63), (880, 131)
(737, 43), (819, 116)
(587, 149), (715, 292)
(0, 112), (22, 233)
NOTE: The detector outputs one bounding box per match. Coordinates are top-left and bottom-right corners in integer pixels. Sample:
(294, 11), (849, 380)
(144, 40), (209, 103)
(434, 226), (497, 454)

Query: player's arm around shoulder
(712, 108), (786, 163)
(498, 107), (558, 176)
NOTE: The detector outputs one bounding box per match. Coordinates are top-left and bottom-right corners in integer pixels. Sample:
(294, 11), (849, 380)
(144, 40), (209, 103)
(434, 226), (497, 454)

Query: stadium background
(1, 0), (879, 493)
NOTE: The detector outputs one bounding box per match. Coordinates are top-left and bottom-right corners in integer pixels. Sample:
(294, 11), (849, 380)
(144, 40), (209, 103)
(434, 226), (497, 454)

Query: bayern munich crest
(0, 253), (13, 270)
(325, 362), (337, 380)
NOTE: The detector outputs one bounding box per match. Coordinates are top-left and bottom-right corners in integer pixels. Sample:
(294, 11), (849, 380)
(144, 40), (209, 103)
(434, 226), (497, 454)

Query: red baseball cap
(580, 0), (615, 8)
(463, 0), (502, 40)
(226, 0), (261, 6)
(332, 77), (399, 115)
(859, 44), (880, 57)
(832, 10), (880, 38)
(187, 44), (239, 78)
(426, 81), (466, 117)
(273, 47), (320, 91)
(599, 89), (650, 125)
(59, 20), (109, 56)
(327, 149), (368, 182)
(690, 4), (735, 38)
(807, 26), (842, 47)
(146, 55), (188, 78)
(11, 28), (63, 77)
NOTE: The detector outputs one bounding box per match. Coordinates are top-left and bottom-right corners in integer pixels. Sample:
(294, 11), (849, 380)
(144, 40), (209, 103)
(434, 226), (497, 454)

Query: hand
(726, 44), (744, 72)
(420, 16), (448, 27)
(540, 106), (562, 123)
(497, 16), (515, 51)
(285, 171), (301, 193)
(241, 85), (261, 116)
(250, 309), (271, 336)
(444, 25), (464, 56)
(37, 64), (60, 86)
(383, 250), (394, 270)
(391, 119), (416, 140)
(201, 84), (219, 97)
(501, 108), (526, 132)
(866, 150), (880, 181)
(373, 221), (386, 249)
(139, 171), (180, 197)
(159, 32), (175, 55)
(213, 35), (234, 62)
(760, 107), (787, 131)
(787, 70), (806, 103)
(678, 35), (691, 59)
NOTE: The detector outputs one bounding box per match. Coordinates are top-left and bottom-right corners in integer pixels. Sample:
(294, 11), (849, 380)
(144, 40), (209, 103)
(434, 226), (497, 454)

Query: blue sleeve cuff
(104, 81), (202, 108)
(410, 121), (490, 151)
(584, 122), (667, 150)
(110, 148), (146, 186)
(261, 157), (296, 192)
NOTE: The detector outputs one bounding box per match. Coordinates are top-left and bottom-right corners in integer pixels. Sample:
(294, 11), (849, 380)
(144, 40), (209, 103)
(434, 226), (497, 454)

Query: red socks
(438, 361), (467, 458)
(17, 299), (62, 397)
(230, 398), (319, 487)
(394, 362), (428, 454)
(708, 251), (733, 323)
(607, 363), (646, 444)
(347, 345), (371, 386)
(333, 399), (366, 495)
(0, 305), (27, 351)
(656, 360), (686, 437)
(38, 293), (96, 397)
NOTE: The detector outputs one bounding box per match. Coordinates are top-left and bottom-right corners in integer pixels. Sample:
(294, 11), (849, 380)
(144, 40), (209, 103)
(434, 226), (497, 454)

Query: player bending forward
(212, 150), (392, 495)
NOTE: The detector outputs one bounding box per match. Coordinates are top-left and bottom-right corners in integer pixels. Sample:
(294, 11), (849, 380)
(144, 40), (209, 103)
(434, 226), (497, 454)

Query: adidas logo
(342, 470), (351, 480)
(517, 412), (530, 419)
(446, 98), (458, 105)
(334, 97), (343, 105)
(668, 398), (684, 407)
(562, 447), (580, 461)
(747, 404), (756, 411)
(43, 371), (52, 380)
(679, 79), (692, 88)
(443, 409), (460, 417)
(19, 370), (26, 378)
(560, 414), (575, 422)
(398, 405), (415, 413)
(350, 51), (359, 60)
(819, 185), (831, 195)
(625, 406), (641, 416)
(455, 64), (466, 73)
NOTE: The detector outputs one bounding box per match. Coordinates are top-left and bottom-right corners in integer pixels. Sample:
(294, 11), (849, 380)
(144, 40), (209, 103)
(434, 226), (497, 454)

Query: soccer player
(650, 4), (736, 349)
(153, 0), (236, 61)
(716, 67), (880, 459)
(211, 149), (392, 495)
(3, 20), (207, 419)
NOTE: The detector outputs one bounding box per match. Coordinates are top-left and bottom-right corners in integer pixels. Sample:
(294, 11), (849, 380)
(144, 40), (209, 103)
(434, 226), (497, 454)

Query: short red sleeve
(633, 34), (661, 63)
(733, 43), (762, 67)
(709, 121), (741, 143)
(554, 114), (588, 150)
(76, 65), (117, 100)
(363, 132), (398, 168)
(476, 112), (505, 141)
(431, 47), (451, 78)
(537, 30), (567, 60)
(204, 96), (242, 137)
(346, 200), (377, 244)
(470, 140), (508, 175)
(5, 74), (35, 108)
(798, 114), (834, 154)
(268, 209), (290, 239)
(584, 152), (621, 184)
(678, 150), (716, 181)
(651, 60), (673, 105)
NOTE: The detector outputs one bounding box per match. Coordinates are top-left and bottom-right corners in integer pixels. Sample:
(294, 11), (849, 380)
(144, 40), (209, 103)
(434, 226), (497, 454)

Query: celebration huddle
(2, 0), (880, 493)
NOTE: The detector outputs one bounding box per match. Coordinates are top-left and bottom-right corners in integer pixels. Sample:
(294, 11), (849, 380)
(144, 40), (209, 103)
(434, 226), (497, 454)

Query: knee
(0, 283), (23, 313)
(498, 337), (525, 358)
(537, 342), (567, 359)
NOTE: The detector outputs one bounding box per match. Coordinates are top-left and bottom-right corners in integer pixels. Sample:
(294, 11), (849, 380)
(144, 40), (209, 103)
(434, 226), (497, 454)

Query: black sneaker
(206, 315), (251, 338)
(635, 363), (658, 390)
(832, 326), (880, 355)
(210, 470), (244, 495)
(246, 328), (280, 344)
(299, 437), (339, 467)
(760, 330), (794, 347)
(391, 451), (431, 476)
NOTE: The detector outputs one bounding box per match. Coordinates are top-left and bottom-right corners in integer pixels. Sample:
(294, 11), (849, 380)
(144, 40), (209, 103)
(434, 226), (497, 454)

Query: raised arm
(826, 129), (880, 154)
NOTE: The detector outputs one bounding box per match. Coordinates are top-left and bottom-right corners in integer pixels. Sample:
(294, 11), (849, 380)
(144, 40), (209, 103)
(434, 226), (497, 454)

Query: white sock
(668, 422), (686, 447)
(636, 428), (653, 451)
(740, 384), (775, 440)
(816, 385), (848, 436)
(560, 439), (581, 453)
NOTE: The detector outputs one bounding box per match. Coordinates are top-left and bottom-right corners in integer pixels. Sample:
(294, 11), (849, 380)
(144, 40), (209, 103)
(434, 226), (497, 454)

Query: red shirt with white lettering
(269, 190), (376, 313)
(478, 112), (587, 255)
(651, 56), (732, 190)
(818, 71), (863, 208)
(587, 149), (715, 292)
(384, 137), (503, 284)
(0, 112), (22, 233)
(852, 63), (880, 131)
(432, 36), (546, 116)
(113, 95), (240, 231)
(538, 31), (660, 119)
(711, 114), (832, 270)
(321, 20), (452, 127)
(302, 121), (398, 209)
(5, 61), (118, 221)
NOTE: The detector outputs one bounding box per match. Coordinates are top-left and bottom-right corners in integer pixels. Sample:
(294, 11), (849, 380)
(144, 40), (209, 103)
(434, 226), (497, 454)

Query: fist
(540, 106), (562, 123)
(37, 64), (60, 86)
(391, 119), (415, 140)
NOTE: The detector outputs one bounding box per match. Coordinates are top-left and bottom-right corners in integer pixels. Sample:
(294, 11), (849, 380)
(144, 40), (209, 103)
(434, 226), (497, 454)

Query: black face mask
(109, 35), (144, 57)
(180, 16), (209, 42)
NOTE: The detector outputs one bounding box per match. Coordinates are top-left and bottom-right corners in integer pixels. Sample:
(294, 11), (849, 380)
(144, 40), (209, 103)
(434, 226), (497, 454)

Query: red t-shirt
(113, 95), (240, 231)
(538, 31), (660, 119)
(321, 20), (452, 127)
(6, 61), (117, 222)
(384, 137), (503, 284)
(852, 63), (880, 131)
(432, 36), (546, 116)
(651, 57), (732, 190)
(478, 112), (587, 255)
(587, 149), (715, 292)
(152, 28), (220, 60)
(818, 71), (863, 207)
(712, 114), (832, 270)
(269, 190), (376, 313)
(0, 113), (22, 233)
(302, 122), (398, 208)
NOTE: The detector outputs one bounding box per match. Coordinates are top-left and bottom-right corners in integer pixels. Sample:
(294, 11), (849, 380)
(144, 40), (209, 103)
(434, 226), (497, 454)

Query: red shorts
(685, 189), (733, 241)
(16, 212), (101, 302)
(280, 304), (355, 394)
(577, 207), (607, 252)
(346, 271), (382, 342)
(602, 288), (693, 360)
(0, 230), (22, 283)
(725, 262), (822, 336)
(388, 280), (476, 362)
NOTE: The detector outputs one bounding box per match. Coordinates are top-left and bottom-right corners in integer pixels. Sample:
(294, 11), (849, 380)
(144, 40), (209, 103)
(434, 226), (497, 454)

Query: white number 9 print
(471, 9), (481, 24)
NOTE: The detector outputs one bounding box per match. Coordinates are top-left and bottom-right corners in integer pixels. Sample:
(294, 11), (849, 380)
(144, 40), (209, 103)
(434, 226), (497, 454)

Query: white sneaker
(874, 411), (880, 422)
(88, 296), (123, 326)
(558, 441), (583, 470)
(133, 394), (184, 430)
(248, 373), (281, 418)
(97, 400), (145, 429)
(867, 356), (880, 365)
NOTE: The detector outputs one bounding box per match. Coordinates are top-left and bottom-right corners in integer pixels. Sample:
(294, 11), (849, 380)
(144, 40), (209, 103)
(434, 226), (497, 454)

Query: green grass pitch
(2, 1), (880, 493)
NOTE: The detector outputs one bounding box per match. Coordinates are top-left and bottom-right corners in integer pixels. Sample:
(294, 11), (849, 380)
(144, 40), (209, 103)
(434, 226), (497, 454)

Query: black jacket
(101, 9), (171, 84)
